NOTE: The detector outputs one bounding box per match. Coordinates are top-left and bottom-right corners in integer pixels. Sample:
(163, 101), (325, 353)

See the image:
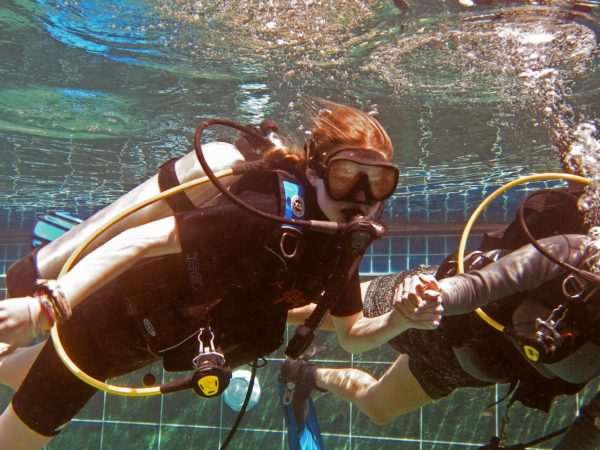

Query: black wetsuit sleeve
(176, 191), (280, 256)
(330, 270), (362, 317)
(439, 234), (589, 315)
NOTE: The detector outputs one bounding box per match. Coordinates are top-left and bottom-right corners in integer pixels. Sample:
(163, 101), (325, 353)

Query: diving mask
(320, 149), (399, 203)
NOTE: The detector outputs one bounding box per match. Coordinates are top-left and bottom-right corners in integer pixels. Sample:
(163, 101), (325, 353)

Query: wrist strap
(35, 280), (72, 324)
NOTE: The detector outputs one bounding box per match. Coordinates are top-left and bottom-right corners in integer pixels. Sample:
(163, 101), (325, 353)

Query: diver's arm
(286, 288), (414, 353)
(286, 279), (373, 330)
(0, 217), (181, 346)
(287, 279), (441, 353)
(56, 217), (181, 310)
(332, 295), (442, 354)
(332, 311), (412, 354)
(440, 234), (589, 315)
(36, 143), (242, 279)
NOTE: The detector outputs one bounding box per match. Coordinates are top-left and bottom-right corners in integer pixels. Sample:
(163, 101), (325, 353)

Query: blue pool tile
(428, 236), (446, 254)
(391, 256), (408, 272)
(446, 208), (467, 222)
(359, 257), (372, 273)
(428, 254), (446, 266)
(409, 236), (427, 253)
(447, 235), (462, 249)
(426, 209), (447, 222)
(5, 245), (22, 260)
(372, 237), (389, 254)
(372, 256), (390, 273)
(408, 254), (427, 267)
(391, 236), (408, 254)
(446, 192), (466, 212)
(483, 202), (508, 222)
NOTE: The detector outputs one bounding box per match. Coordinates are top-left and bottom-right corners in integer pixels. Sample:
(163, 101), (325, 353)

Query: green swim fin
(32, 211), (83, 248)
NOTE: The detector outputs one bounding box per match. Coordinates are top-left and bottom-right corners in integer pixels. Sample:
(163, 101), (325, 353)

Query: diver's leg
(316, 354), (433, 425)
(0, 403), (53, 450)
(0, 342), (45, 389)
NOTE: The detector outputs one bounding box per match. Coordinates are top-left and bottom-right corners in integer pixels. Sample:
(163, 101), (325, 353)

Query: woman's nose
(353, 190), (367, 202)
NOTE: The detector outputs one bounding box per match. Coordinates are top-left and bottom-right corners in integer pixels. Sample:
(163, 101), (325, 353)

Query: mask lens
(326, 160), (398, 201)
(367, 165), (398, 199)
(327, 160), (361, 200)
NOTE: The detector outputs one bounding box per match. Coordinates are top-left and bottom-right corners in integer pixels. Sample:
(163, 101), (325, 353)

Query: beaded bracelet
(35, 279), (72, 324)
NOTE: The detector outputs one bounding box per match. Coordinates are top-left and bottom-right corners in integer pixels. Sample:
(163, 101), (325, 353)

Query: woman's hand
(0, 297), (44, 350)
(393, 274), (443, 330)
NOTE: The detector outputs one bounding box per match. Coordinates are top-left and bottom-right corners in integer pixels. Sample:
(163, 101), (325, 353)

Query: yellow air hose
(457, 172), (592, 332)
(52, 169), (233, 396)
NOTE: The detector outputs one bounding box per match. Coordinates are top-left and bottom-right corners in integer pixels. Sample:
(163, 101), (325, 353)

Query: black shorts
(7, 253), (155, 436)
(363, 271), (492, 400)
(386, 328), (493, 399)
(6, 249), (40, 298)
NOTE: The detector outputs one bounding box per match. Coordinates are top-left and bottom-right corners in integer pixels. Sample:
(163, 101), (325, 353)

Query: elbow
(339, 342), (356, 355)
(335, 335), (354, 354)
(362, 401), (397, 425)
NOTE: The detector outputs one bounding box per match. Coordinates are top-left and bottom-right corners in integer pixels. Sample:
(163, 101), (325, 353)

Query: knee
(360, 390), (399, 425)
(368, 411), (396, 426)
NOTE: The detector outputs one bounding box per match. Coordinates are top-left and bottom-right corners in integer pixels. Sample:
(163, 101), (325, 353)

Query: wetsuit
(364, 234), (599, 411)
(6, 170), (363, 436)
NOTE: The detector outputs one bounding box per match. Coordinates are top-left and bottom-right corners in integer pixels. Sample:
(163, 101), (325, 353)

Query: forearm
(57, 217), (180, 310)
(333, 310), (410, 354)
(440, 234), (588, 315)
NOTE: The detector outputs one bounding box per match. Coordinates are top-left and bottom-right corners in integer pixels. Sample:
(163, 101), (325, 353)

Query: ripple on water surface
(0, 87), (146, 139)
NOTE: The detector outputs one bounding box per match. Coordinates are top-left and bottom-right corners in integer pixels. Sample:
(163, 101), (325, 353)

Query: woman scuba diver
(0, 100), (435, 449)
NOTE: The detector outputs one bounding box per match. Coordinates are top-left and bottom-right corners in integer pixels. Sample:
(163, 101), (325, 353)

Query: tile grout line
(420, 406), (423, 450)
(349, 352), (354, 450)
(158, 369), (165, 450)
(100, 390), (106, 450)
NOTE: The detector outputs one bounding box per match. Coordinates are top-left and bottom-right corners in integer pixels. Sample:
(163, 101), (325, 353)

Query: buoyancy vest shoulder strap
(231, 169), (306, 221)
(158, 157), (196, 213)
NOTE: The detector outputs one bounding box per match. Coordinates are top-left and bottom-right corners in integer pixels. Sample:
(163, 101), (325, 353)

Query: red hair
(263, 100), (394, 170)
(308, 99), (394, 162)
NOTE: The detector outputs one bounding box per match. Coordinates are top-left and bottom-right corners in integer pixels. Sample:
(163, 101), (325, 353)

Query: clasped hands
(393, 274), (443, 330)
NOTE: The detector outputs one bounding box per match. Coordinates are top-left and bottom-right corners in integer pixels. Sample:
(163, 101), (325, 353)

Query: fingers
(418, 274), (440, 292)
(395, 275), (441, 309)
(393, 274), (443, 330)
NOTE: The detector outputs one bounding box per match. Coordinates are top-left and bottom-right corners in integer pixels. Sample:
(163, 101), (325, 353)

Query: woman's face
(307, 147), (393, 222)
(308, 174), (382, 222)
